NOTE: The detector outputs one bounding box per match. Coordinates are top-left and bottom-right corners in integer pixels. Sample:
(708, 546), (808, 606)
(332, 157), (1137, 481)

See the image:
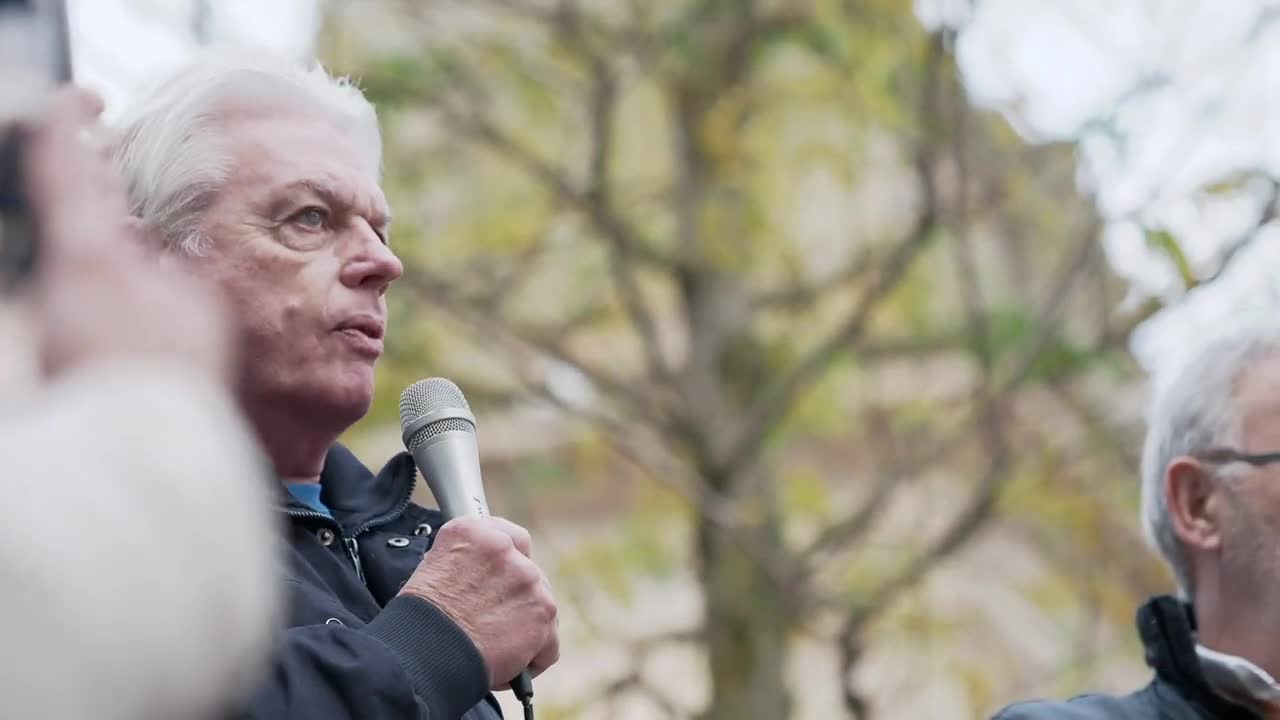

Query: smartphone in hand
(0, 0), (72, 291)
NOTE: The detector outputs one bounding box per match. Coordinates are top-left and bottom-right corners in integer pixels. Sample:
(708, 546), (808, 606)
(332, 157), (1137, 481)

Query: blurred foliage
(325, 1), (1172, 717)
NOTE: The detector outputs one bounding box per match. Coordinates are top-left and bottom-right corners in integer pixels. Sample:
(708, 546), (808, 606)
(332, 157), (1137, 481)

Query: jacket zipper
(282, 508), (333, 526)
(280, 508), (369, 583)
(343, 537), (366, 584)
(280, 472), (416, 587)
(349, 478), (416, 538)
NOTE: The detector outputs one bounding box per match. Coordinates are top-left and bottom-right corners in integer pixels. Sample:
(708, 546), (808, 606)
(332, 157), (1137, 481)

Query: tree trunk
(695, 470), (791, 720)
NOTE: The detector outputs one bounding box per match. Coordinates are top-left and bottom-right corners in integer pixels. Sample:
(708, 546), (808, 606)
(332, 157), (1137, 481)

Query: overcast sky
(68, 0), (317, 120)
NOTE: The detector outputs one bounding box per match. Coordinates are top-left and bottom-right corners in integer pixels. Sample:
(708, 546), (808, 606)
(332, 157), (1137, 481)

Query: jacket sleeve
(236, 595), (492, 720)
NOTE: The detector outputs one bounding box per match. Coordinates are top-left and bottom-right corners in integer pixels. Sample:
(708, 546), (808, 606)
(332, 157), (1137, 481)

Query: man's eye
(292, 207), (328, 230)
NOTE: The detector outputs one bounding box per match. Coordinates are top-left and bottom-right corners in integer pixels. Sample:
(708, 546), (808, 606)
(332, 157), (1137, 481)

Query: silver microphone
(398, 377), (490, 519)
(398, 377), (537, 708)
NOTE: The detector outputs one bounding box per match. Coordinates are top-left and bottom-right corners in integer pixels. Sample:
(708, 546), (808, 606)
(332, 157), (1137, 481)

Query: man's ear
(1166, 456), (1224, 552)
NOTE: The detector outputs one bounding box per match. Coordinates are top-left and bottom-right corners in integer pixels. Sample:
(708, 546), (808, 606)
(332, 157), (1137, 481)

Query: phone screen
(0, 0), (71, 290)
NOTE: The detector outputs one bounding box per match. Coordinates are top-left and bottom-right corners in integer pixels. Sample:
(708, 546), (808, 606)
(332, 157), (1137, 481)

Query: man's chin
(307, 371), (376, 426)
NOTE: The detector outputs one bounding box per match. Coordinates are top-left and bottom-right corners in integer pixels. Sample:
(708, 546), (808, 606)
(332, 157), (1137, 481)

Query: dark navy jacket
(234, 444), (503, 720)
(993, 596), (1259, 720)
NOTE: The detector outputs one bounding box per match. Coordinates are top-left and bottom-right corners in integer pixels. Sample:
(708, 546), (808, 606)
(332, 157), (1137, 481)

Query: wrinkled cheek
(280, 296), (306, 323)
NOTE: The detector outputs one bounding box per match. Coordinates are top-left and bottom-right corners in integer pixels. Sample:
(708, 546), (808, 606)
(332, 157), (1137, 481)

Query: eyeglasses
(1193, 447), (1280, 467)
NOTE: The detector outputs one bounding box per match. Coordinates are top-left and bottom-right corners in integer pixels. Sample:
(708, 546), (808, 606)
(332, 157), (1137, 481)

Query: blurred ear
(121, 216), (164, 255)
(1166, 456), (1224, 553)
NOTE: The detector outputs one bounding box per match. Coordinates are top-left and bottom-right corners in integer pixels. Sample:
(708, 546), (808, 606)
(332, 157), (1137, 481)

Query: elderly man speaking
(994, 322), (1280, 719)
(108, 51), (559, 719)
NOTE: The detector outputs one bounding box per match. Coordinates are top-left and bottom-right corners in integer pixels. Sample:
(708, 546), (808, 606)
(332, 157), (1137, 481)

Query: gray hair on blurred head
(1141, 317), (1280, 597)
(109, 48), (382, 254)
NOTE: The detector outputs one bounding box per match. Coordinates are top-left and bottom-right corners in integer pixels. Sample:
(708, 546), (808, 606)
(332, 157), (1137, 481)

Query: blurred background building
(66, 1), (1280, 718)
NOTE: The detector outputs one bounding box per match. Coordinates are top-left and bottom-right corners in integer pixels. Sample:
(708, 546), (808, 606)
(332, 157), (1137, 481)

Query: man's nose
(340, 223), (403, 295)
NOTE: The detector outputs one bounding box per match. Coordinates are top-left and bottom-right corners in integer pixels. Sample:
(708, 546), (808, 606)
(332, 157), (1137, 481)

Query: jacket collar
(1138, 595), (1261, 719)
(1197, 644), (1280, 712)
(279, 444), (417, 531)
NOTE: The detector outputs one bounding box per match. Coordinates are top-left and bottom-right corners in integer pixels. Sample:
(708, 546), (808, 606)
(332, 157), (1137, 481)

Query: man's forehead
(221, 112), (385, 205)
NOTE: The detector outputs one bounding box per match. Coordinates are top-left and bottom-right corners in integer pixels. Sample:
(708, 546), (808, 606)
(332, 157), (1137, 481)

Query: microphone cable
(512, 671), (534, 720)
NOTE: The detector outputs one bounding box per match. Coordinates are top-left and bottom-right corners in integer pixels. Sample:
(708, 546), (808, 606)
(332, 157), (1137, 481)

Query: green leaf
(1144, 229), (1196, 288)
(781, 465), (834, 523)
(1202, 172), (1258, 196)
(985, 307), (1107, 383)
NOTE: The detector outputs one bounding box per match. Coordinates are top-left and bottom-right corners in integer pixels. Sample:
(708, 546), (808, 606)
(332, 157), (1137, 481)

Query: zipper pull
(344, 536), (366, 585)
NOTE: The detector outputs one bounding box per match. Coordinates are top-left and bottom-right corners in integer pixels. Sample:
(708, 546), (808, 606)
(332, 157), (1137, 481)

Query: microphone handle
(429, 470), (534, 706)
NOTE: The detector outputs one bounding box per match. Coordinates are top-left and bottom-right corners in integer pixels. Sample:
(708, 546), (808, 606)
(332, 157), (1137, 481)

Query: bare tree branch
(583, 56), (673, 381)
(840, 629), (869, 720)
(750, 246), (876, 310)
(433, 85), (676, 382)
(831, 59), (1013, 630)
(796, 419), (974, 571)
(1199, 178), (1279, 286)
(559, 667), (685, 720)
(843, 409), (1010, 634)
(719, 150), (939, 476)
(1047, 380), (1140, 471)
(418, 232), (558, 314)
(827, 53), (1110, 677)
(717, 33), (948, 477)
(543, 625), (693, 720)
(822, 209), (1108, 631)
(858, 331), (967, 360)
(948, 53), (990, 373)
(833, 400), (1011, 720)
(1001, 217), (1101, 390)
(439, 105), (675, 270)
(416, 0), (653, 59)
(577, 417), (798, 587)
(511, 364), (802, 591)
(400, 271), (671, 424)
(409, 289), (802, 587)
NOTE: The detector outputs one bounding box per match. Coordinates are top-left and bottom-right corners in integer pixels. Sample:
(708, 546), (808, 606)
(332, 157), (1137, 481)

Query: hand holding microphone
(396, 379), (560, 710)
(402, 517), (559, 687)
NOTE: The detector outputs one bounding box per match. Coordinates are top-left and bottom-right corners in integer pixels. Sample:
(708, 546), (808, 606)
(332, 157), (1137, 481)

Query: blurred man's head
(1142, 322), (1280, 624)
(109, 52), (402, 441)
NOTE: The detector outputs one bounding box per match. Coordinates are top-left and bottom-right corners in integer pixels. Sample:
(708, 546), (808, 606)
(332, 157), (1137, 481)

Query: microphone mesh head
(399, 378), (475, 449)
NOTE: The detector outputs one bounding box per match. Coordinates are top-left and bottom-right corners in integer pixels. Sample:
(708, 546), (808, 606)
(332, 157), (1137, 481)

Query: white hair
(110, 49), (383, 254)
(1141, 319), (1280, 597)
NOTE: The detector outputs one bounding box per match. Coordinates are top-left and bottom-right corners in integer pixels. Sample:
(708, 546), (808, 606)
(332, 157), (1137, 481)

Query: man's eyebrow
(274, 180), (338, 204)
(274, 180), (392, 228)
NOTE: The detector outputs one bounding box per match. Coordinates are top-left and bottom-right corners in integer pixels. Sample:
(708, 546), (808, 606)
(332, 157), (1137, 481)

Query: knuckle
(438, 516), (481, 541)
(540, 595), (558, 624)
(533, 633), (560, 671)
(452, 515), (485, 532)
(479, 528), (515, 557)
(433, 520), (463, 545)
(514, 557), (542, 588)
(537, 580), (557, 613)
(504, 515), (529, 538)
(481, 525), (517, 550)
(494, 516), (532, 545)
